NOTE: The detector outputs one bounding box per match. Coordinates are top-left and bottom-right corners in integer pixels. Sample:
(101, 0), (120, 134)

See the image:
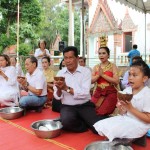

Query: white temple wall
(88, 0), (99, 26)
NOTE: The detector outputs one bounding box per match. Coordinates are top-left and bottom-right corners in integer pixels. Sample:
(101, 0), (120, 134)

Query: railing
(17, 53), (150, 71)
(88, 53), (150, 68)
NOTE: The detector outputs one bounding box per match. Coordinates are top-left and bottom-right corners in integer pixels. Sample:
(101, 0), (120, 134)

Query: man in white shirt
(53, 46), (107, 133)
(17, 56), (47, 112)
(78, 56), (92, 72)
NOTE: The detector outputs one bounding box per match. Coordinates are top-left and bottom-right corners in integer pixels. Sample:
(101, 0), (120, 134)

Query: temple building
(62, 0), (150, 67)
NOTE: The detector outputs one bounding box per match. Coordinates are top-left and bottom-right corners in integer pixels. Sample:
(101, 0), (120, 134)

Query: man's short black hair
(27, 56), (38, 67)
(79, 56), (86, 63)
(63, 46), (78, 57)
(133, 44), (137, 49)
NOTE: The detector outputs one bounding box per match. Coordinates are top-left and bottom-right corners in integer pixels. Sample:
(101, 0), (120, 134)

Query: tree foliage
(18, 43), (32, 56)
(0, 0), (81, 55)
(54, 6), (80, 51)
(38, 0), (60, 48)
(39, 1), (80, 51)
(0, 0), (41, 54)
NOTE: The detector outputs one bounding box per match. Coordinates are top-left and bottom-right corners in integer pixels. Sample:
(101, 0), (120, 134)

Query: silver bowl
(31, 119), (63, 139)
(0, 107), (24, 120)
(85, 141), (133, 150)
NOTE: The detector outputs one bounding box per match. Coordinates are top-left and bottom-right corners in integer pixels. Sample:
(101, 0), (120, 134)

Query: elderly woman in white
(34, 40), (51, 70)
(0, 54), (19, 107)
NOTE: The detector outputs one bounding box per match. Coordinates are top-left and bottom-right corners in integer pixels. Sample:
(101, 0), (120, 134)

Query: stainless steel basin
(0, 107), (24, 120)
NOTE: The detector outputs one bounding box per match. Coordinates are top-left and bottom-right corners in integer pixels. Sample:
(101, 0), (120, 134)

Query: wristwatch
(66, 86), (71, 93)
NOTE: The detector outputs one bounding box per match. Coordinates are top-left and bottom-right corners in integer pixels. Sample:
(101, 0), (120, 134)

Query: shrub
(19, 43), (32, 56)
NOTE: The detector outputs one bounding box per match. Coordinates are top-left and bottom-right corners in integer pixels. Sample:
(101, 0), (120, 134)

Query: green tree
(0, 0), (41, 53)
(10, 22), (38, 43)
(38, 0), (60, 48)
(0, 34), (16, 54)
(54, 6), (80, 51)
(39, 1), (80, 51)
(19, 43), (32, 56)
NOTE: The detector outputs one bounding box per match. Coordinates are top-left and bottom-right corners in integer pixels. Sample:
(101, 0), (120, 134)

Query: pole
(144, 12), (146, 62)
(68, 0), (74, 46)
(17, 0), (20, 63)
(82, 0), (85, 57)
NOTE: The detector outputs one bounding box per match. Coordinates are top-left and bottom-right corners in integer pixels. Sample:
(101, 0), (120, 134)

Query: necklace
(100, 62), (111, 71)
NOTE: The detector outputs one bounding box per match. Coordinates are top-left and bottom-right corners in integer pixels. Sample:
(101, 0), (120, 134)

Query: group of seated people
(0, 55), (48, 112)
(53, 46), (150, 146)
(0, 44), (150, 147)
(0, 40), (55, 111)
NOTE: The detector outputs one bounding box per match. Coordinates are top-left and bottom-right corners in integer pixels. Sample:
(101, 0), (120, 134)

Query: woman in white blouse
(34, 40), (51, 70)
(0, 54), (19, 107)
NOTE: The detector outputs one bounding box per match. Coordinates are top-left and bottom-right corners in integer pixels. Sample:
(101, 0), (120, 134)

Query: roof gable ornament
(89, 0), (121, 36)
(122, 7), (136, 31)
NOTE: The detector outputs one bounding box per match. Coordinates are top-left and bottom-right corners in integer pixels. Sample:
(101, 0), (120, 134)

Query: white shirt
(0, 66), (18, 105)
(0, 66), (17, 87)
(34, 48), (51, 70)
(53, 65), (91, 105)
(145, 78), (150, 88)
(26, 68), (47, 96)
(125, 86), (150, 123)
(121, 70), (129, 88)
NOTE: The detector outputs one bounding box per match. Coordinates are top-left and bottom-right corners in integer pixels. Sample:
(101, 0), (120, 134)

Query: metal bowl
(84, 141), (133, 150)
(0, 107), (24, 120)
(31, 119), (63, 139)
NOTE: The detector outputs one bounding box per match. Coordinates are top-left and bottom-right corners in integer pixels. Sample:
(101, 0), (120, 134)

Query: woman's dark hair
(38, 40), (47, 48)
(63, 46), (78, 57)
(59, 59), (65, 70)
(99, 46), (110, 56)
(42, 56), (51, 65)
(27, 56), (38, 67)
(0, 54), (10, 66)
(131, 60), (150, 78)
(132, 56), (142, 62)
(131, 56), (143, 66)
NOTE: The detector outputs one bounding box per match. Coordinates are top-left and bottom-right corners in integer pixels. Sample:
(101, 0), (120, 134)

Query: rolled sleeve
(53, 85), (63, 100)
